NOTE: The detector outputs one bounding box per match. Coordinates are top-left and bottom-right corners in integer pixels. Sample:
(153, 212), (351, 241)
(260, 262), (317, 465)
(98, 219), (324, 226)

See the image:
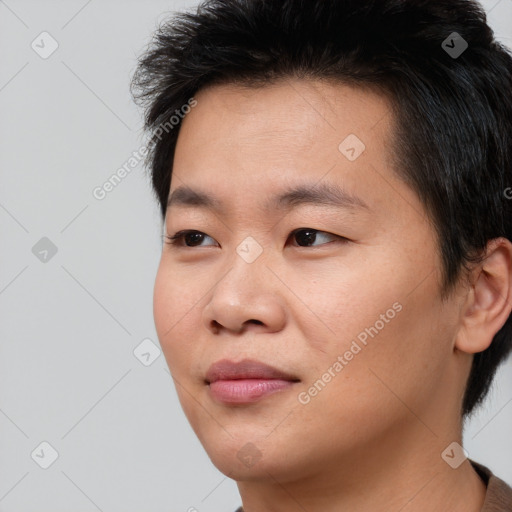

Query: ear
(456, 237), (512, 354)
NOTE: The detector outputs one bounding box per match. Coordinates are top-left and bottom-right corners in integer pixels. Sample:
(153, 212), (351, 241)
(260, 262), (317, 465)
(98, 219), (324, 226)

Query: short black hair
(131, 0), (512, 418)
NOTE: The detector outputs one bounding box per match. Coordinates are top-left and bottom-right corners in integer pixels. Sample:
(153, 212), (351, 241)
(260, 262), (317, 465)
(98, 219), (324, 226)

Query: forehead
(183, 79), (391, 143)
(169, 78), (410, 220)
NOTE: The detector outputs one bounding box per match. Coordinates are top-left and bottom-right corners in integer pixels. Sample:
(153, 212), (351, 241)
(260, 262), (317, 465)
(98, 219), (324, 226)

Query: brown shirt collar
(471, 460), (512, 512)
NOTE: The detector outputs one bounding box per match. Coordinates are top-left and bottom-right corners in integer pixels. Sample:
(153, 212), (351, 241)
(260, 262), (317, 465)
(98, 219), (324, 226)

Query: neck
(236, 422), (487, 512)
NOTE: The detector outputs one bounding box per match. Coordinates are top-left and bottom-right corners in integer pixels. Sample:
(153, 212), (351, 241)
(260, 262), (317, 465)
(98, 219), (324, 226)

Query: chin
(197, 426), (303, 482)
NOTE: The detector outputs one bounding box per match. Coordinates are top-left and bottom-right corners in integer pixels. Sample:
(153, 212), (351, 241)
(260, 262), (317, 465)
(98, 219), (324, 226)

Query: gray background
(0, 1), (511, 511)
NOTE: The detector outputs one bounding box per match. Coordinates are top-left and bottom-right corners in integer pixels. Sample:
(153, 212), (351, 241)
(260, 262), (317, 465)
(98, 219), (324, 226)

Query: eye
(289, 228), (344, 247)
(164, 228), (347, 249)
(165, 230), (216, 247)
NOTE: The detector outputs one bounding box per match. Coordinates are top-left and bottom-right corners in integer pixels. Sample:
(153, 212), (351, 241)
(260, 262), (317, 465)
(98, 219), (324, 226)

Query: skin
(153, 78), (512, 511)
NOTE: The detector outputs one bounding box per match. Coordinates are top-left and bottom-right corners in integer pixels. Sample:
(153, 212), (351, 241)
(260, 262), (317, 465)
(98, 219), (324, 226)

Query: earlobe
(455, 237), (512, 355)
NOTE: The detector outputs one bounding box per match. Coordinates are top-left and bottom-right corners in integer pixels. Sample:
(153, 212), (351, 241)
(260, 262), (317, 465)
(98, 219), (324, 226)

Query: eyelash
(164, 228), (348, 249)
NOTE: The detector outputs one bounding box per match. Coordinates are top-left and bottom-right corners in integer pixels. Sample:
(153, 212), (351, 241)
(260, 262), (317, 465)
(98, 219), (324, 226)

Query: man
(132, 1), (512, 510)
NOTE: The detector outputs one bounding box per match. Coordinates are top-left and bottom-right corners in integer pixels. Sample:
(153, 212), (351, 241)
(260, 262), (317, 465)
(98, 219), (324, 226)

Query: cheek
(301, 249), (448, 393)
(153, 261), (202, 373)
(153, 263), (175, 344)
(327, 280), (452, 420)
(292, 255), (403, 351)
(293, 300), (443, 445)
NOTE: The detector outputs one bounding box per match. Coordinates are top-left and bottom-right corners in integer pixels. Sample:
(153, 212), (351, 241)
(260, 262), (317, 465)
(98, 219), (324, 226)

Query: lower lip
(208, 379), (296, 404)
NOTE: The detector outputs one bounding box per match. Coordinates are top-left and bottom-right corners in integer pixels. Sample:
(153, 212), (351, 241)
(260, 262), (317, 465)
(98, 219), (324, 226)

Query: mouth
(205, 358), (300, 405)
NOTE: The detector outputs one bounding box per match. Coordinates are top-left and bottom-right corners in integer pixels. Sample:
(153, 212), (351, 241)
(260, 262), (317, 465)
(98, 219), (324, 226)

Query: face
(153, 79), (467, 482)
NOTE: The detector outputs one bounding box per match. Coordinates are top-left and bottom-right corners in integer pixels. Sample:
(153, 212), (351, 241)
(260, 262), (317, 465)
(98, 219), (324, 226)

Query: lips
(205, 358), (299, 384)
(205, 358), (300, 404)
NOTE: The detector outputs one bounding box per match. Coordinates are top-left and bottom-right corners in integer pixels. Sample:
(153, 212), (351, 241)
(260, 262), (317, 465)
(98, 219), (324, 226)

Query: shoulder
(471, 460), (512, 512)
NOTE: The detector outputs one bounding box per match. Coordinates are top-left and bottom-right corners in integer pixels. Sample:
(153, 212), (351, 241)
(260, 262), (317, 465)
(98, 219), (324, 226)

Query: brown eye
(290, 228), (343, 247)
(165, 230), (216, 247)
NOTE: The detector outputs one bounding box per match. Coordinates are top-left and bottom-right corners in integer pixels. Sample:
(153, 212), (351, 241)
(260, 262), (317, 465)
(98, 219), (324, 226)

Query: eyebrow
(166, 182), (370, 213)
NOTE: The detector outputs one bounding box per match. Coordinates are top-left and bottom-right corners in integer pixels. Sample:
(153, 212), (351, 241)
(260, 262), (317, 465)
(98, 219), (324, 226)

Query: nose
(201, 257), (287, 336)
